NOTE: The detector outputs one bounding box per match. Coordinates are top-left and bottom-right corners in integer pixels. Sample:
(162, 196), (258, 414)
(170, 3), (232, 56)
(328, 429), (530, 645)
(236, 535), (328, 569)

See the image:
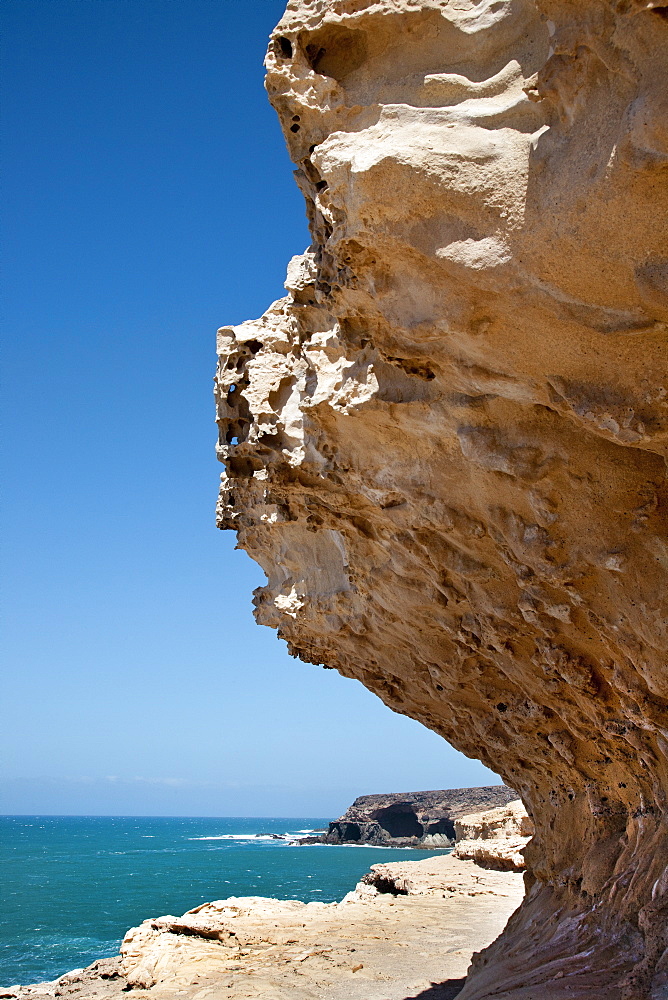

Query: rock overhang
(215, 1), (668, 996)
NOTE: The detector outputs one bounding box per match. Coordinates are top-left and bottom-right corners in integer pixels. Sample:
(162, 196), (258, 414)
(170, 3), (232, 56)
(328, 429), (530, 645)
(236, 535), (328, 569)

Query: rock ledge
(4, 854), (524, 1000)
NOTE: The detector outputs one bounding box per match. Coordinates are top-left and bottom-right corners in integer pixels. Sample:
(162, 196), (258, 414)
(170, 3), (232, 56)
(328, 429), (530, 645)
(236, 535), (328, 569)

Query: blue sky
(2, 0), (499, 817)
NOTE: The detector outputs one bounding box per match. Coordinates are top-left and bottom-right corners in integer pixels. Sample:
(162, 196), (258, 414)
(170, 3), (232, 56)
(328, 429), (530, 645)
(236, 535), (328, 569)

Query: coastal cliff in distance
(215, 0), (668, 997)
(321, 785), (518, 847)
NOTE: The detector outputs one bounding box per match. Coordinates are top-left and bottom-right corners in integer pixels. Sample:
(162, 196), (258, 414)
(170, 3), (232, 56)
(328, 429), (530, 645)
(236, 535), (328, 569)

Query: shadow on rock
(405, 978), (467, 1000)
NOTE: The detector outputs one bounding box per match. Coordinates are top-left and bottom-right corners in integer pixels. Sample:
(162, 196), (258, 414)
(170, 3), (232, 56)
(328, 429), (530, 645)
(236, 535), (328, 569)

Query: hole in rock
(371, 876), (408, 896)
(301, 158), (324, 189)
(225, 420), (248, 445)
(276, 36), (293, 59)
(227, 456), (262, 478)
(257, 432), (282, 451)
(387, 356), (436, 381)
(246, 339), (262, 354)
(269, 375), (297, 415)
(290, 124), (300, 133)
(372, 803), (423, 839)
(425, 818), (456, 839)
(302, 25), (368, 82)
(305, 44), (324, 68)
(497, 702), (508, 713)
(341, 822), (361, 841)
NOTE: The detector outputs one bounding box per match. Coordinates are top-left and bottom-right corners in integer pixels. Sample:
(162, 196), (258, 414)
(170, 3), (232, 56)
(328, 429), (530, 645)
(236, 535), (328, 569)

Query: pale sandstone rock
(360, 848), (528, 893)
(452, 801), (533, 870)
(453, 836), (529, 871)
(2, 959), (123, 1000)
(215, 1), (668, 997)
(6, 857), (524, 1000)
(454, 800), (533, 842)
(116, 855), (523, 999)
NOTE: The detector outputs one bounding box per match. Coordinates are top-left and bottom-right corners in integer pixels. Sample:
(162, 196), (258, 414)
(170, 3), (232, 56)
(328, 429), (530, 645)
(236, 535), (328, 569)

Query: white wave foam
(187, 834), (278, 841)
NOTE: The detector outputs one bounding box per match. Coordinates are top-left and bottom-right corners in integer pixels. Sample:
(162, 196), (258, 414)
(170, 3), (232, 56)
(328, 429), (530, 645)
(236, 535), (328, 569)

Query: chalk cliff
(322, 784), (518, 846)
(215, 1), (668, 997)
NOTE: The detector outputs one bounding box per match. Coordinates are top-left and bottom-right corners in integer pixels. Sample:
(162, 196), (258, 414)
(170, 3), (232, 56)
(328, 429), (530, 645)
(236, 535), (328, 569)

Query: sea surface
(1, 815), (449, 987)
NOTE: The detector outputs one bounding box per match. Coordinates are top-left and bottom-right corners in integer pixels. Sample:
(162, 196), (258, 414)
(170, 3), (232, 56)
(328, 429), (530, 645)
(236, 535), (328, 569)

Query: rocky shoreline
(4, 804), (530, 1000)
(5, 860), (524, 1000)
(317, 785), (519, 848)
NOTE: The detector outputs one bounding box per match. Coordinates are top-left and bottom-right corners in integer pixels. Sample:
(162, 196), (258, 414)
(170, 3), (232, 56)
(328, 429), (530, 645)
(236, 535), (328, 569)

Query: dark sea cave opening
(372, 803), (424, 839)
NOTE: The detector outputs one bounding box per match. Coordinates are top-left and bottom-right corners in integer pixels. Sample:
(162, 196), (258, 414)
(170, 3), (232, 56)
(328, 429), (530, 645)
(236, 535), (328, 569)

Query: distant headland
(311, 785), (518, 848)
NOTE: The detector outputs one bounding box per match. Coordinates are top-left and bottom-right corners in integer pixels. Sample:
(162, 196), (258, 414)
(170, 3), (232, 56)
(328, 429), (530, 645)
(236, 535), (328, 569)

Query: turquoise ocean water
(1, 815), (449, 986)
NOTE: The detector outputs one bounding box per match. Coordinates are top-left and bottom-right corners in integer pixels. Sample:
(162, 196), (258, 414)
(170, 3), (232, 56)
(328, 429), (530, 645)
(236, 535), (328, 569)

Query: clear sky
(2, 0), (499, 817)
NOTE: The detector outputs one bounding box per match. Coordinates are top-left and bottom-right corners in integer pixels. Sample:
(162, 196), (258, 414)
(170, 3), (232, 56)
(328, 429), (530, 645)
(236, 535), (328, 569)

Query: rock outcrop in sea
(321, 784), (518, 846)
(215, 1), (668, 997)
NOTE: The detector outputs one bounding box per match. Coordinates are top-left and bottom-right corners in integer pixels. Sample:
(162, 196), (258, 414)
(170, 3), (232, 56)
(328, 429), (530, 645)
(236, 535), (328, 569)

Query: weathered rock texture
(323, 784), (518, 846)
(118, 858), (522, 998)
(215, 1), (668, 996)
(452, 800), (533, 870)
(454, 799), (532, 843)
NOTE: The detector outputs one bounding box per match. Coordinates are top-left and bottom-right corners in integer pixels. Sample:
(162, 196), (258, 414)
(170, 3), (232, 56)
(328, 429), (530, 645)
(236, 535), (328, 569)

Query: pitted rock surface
(215, 1), (668, 997)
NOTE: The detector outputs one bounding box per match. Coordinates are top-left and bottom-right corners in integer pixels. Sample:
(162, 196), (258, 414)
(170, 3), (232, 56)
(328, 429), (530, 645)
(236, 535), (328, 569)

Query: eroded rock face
(323, 785), (518, 846)
(215, 1), (668, 996)
(455, 799), (533, 842)
(452, 800), (533, 870)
